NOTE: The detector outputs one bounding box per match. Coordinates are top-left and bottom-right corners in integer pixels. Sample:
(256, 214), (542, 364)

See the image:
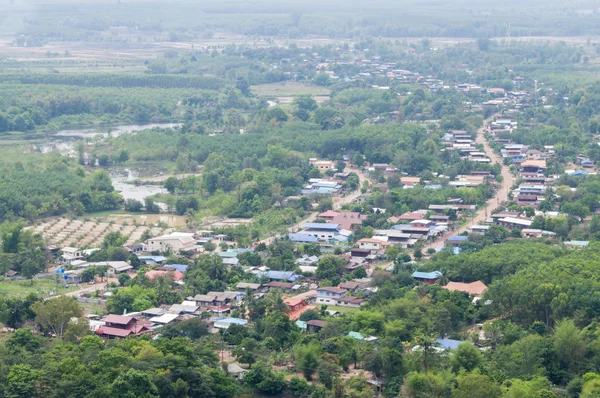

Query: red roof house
(96, 314), (152, 339)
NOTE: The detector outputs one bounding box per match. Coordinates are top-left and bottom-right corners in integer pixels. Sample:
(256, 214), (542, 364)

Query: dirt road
(420, 117), (514, 253)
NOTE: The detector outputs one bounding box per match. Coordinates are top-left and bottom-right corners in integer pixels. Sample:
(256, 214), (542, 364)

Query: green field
(325, 305), (361, 314)
(0, 278), (72, 298)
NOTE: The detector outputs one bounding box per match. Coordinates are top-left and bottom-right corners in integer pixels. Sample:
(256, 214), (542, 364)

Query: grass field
(326, 305), (361, 314)
(0, 278), (70, 298)
(251, 82), (331, 98)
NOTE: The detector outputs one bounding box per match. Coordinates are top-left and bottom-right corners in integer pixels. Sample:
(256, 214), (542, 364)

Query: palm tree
(266, 291), (288, 313)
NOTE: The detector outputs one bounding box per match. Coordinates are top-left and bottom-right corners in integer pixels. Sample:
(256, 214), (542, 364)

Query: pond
(34, 122), (182, 155)
(111, 169), (167, 205)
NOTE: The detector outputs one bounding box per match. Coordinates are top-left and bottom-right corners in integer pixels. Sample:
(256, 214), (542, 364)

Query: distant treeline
(0, 74), (225, 90)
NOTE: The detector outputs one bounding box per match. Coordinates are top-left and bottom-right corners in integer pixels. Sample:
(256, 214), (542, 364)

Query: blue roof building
(164, 264), (188, 273)
(138, 255), (167, 264)
(288, 233), (319, 243)
(412, 271), (443, 283)
(258, 270), (302, 282)
(303, 223), (340, 231)
(348, 331), (365, 340)
(436, 338), (466, 350)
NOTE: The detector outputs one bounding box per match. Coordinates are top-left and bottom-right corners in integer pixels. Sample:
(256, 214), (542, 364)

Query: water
(111, 169), (167, 206)
(55, 123), (182, 138)
(35, 122), (182, 155)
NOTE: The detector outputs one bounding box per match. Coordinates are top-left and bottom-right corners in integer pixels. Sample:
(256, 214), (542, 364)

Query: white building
(146, 233), (197, 253)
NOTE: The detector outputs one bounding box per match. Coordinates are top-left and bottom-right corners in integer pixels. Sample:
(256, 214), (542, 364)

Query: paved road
(420, 116), (514, 253)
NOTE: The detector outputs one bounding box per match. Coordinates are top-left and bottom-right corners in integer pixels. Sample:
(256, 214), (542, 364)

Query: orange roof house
(442, 281), (488, 298)
(283, 297), (316, 320)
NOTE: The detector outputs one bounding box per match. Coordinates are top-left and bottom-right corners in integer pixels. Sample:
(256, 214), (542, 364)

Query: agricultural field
(0, 279), (67, 298)
(27, 216), (174, 248)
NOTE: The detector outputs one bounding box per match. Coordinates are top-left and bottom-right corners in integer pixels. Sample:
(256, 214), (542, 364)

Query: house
(356, 238), (389, 251)
(85, 261), (133, 276)
(338, 281), (363, 291)
(436, 338), (466, 350)
(443, 281), (488, 301)
(565, 240), (589, 249)
(446, 235), (469, 247)
(60, 247), (83, 264)
(469, 225), (490, 235)
(146, 233), (197, 253)
(258, 270), (302, 283)
(295, 255), (320, 266)
(310, 160), (335, 171)
(521, 229), (556, 238)
(348, 331), (365, 340)
(350, 248), (372, 258)
(141, 308), (167, 318)
(145, 269), (184, 281)
(521, 159), (547, 173)
(227, 364), (248, 381)
(138, 255), (167, 265)
(397, 211), (426, 221)
(167, 303), (199, 315)
(401, 176), (421, 187)
(163, 264), (188, 273)
(298, 265), (318, 274)
(95, 314), (152, 339)
(306, 320), (328, 333)
(288, 233), (319, 243)
(236, 282), (261, 291)
(213, 317), (248, 330)
(331, 212), (367, 230)
(190, 292), (238, 307)
(497, 217), (533, 230)
(318, 210), (341, 221)
(149, 313), (179, 326)
(289, 290), (317, 304)
(284, 297), (316, 320)
(302, 223), (341, 240)
(336, 296), (367, 307)
(264, 281), (294, 291)
(316, 286), (347, 305)
(412, 271), (442, 284)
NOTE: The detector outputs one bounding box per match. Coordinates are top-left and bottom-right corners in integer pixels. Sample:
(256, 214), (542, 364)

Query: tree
(316, 255), (345, 285)
(317, 197), (333, 212)
(31, 295), (82, 339)
(125, 199), (143, 212)
(453, 372), (502, 398)
(6, 364), (38, 397)
(403, 371), (446, 398)
(164, 177), (179, 194)
(553, 319), (586, 374)
(110, 369), (159, 398)
(267, 107), (288, 123)
(118, 273), (131, 286)
(451, 343), (482, 372)
(352, 153), (365, 167)
(294, 342), (321, 380)
(233, 337), (258, 368)
(353, 266), (367, 279)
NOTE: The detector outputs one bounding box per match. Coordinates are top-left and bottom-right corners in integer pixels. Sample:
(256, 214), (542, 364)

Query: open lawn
(0, 278), (70, 298)
(326, 305), (361, 314)
(251, 82), (330, 98)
